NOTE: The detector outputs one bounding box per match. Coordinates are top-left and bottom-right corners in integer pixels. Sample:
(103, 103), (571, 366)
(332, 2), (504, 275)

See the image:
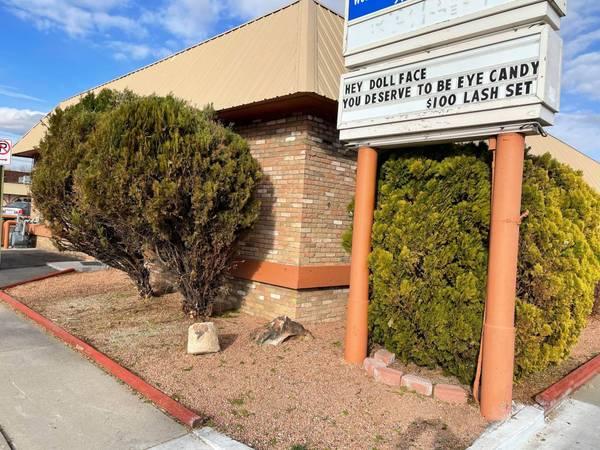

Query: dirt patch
(7, 270), (488, 449)
(7, 270), (600, 447)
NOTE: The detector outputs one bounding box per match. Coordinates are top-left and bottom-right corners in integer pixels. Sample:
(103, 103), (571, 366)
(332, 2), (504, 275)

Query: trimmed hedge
(360, 144), (600, 383)
(34, 89), (262, 316)
(515, 153), (600, 376)
(31, 90), (155, 296)
(77, 93), (262, 317)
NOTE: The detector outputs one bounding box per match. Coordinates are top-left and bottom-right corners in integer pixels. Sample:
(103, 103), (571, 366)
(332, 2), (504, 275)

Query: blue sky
(0, 0), (599, 171)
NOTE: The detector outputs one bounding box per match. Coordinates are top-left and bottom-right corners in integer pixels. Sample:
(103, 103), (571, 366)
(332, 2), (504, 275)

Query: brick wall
(227, 113), (356, 322)
(301, 116), (356, 266)
(234, 115), (308, 266)
(228, 276), (348, 323)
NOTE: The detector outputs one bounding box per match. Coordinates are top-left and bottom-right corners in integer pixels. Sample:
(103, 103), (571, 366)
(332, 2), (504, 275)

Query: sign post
(0, 138), (13, 268)
(339, 0), (566, 421)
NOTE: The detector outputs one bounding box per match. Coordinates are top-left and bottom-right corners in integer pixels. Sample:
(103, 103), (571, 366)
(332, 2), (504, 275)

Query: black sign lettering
(342, 60), (540, 112)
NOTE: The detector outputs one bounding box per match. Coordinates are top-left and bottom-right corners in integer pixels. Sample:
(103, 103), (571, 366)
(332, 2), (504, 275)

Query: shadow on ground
(397, 418), (466, 450)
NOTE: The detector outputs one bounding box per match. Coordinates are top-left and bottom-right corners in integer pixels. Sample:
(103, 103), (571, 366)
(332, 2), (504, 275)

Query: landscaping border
(535, 354), (600, 411)
(0, 277), (203, 428)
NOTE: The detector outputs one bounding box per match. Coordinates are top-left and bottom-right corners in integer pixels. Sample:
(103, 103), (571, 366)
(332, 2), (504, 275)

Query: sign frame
(344, 0), (566, 68)
(0, 139), (12, 167)
(338, 24), (562, 147)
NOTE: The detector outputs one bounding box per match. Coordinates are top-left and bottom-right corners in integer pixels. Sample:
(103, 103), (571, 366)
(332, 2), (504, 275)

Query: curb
(0, 289), (203, 428)
(467, 404), (545, 450)
(535, 353), (600, 411)
(0, 427), (11, 450)
(0, 268), (76, 290)
(149, 428), (253, 449)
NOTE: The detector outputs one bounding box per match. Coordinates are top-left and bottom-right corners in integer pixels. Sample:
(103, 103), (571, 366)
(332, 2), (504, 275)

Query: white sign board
(338, 25), (562, 146)
(0, 139), (12, 166)
(344, 0), (566, 68)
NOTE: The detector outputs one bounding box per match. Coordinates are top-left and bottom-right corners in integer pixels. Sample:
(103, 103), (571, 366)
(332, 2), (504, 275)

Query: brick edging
(365, 350), (470, 404)
(0, 268), (76, 290)
(535, 353), (600, 411)
(0, 289), (203, 428)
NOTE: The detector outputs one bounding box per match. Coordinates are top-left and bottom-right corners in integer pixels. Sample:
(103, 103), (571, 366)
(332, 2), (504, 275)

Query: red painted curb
(0, 290), (203, 428)
(0, 268), (76, 290)
(535, 354), (600, 411)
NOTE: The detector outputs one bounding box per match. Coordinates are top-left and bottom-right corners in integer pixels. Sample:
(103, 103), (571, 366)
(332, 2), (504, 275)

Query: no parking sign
(0, 139), (12, 166)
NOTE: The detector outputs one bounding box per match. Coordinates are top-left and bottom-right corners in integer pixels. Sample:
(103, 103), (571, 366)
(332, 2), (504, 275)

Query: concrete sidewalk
(523, 375), (600, 449)
(0, 303), (250, 449)
(471, 375), (600, 450)
(0, 303), (189, 449)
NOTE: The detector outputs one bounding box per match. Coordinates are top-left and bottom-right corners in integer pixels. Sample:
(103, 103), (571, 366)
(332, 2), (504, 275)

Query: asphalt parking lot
(0, 249), (82, 287)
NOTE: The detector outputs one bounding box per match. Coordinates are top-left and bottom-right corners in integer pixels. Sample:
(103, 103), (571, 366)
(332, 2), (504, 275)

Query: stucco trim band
(230, 259), (350, 289)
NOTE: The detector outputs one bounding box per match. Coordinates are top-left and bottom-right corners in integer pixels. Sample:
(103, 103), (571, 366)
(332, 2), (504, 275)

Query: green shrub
(515, 153), (600, 376)
(78, 94), (262, 317)
(31, 90), (154, 296)
(363, 144), (600, 383)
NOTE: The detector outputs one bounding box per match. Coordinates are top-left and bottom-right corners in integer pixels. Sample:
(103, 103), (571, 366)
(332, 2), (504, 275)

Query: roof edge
(14, 1), (314, 152)
(545, 133), (600, 165)
(52, 1), (307, 108)
(14, 92), (339, 157)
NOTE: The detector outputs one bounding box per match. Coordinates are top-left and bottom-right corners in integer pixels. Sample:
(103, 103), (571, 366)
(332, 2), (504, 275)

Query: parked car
(3, 201), (31, 216)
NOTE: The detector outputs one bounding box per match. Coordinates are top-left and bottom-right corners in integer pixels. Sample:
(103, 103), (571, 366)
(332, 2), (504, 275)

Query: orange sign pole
(480, 133), (526, 421)
(344, 146), (378, 365)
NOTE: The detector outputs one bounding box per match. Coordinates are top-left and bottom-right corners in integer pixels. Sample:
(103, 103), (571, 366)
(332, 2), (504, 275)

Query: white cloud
(563, 52), (600, 100)
(562, 0), (600, 41)
(0, 107), (46, 135)
(108, 41), (172, 61)
(1, 0), (145, 38)
(142, 0), (223, 44)
(0, 85), (43, 102)
(550, 112), (600, 161)
(560, 0), (600, 99)
(229, 0), (343, 20)
(145, 0), (345, 45)
(563, 28), (600, 61)
(231, 0), (303, 19)
(2, 0), (346, 64)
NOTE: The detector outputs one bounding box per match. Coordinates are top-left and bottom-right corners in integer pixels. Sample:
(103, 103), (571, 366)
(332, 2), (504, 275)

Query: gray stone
(253, 316), (313, 346)
(187, 323), (220, 355)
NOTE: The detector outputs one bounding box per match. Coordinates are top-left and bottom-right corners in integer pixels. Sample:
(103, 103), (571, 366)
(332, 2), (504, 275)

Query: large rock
(253, 316), (313, 346)
(187, 322), (220, 355)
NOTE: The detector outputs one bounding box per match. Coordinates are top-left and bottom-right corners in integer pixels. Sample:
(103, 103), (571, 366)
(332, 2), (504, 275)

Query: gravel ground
(7, 270), (489, 449)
